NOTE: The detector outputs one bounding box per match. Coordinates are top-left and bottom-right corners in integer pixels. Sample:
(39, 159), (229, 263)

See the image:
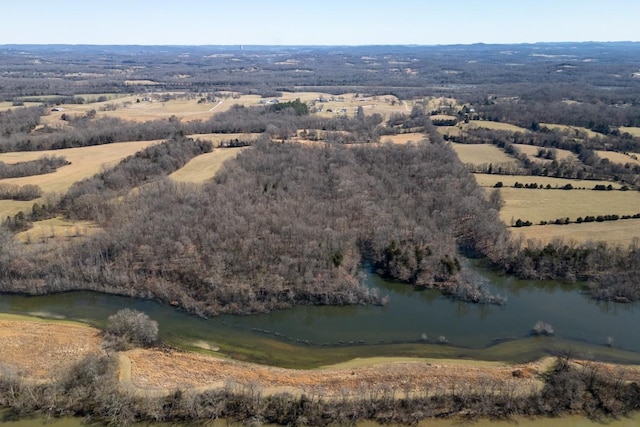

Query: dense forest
(0, 137), (507, 315)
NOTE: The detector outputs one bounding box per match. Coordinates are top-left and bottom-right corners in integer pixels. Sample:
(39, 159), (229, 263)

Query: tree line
(1, 353), (639, 425)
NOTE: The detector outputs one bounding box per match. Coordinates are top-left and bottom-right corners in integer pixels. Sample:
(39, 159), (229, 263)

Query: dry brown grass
(513, 144), (577, 163)
(430, 114), (457, 121)
(0, 317), (103, 382)
(170, 147), (248, 183)
(0, 140), (161, 194)
(596, 150), (640, 166)
(37, 91), (410, 126)
(620, 126), (640, 138)
(497, 187), (640, 225)
(0, 140), (161, 222)
(17, 217), (98, 244)
(0, 200), (35, 221)
(188, 132), (261, 146)
(511, 220), (640, 247)
(474, 174), (621, 189)
(436, 125), (464, 138)
(381, 133), (427, 145)
(450, 142), (516, 165)
(0, 101), (42, 112)
(540, 123), (600, 138)
(467, 121), (527, 132)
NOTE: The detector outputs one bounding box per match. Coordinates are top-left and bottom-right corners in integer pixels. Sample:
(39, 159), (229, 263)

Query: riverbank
(2, 315), (640, 400)
(4, 315), (640, 424)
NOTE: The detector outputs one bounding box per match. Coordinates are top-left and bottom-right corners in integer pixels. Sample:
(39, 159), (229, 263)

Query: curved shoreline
(3, 315), (640, 402)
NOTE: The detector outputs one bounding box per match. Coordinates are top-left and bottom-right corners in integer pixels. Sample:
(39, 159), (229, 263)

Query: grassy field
(0, 140), (161, 218)
(511, 219), (640, 247)
(466, 121), (527, 132)
(0, 200), (36, 221)
(170, 147), (248, 183)
(429, 114), (457, 121)
(474, 174), (622, 189)
(540, 123), (600, 139)
(513, 144), (577, 163)
(381, 132), (427, 145)
(497, 187), (640, 225)
(17, 217), (98, 244)
(0, 101), (42, 112)
(595, 150), (640, 166)
(37, 91), (410, 126)
(449, 142), (516, 165)
(620, 126), (640, 138)
(0, 140), (162, 193)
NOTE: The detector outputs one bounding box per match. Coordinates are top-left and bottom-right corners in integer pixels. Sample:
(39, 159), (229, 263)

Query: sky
(2, 0), (638, 46)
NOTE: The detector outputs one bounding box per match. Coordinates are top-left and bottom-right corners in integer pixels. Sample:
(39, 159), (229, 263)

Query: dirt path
(1, 317), (638, 400)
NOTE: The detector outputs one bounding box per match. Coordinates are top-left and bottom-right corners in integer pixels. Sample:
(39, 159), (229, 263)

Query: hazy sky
(2, 0), (638, 45)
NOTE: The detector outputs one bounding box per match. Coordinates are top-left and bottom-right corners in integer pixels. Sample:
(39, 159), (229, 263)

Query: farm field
(170, 146), (248, 183)
(37, 91), (410, 126)
(474, 174), (622, 189)
(17, 217), (97, 244)
(381, 132), (427, 145)
(595, 150), (640, 166)
(513, 144), (577, 163)
(540, 123), (600, 138)
(0, 140), (162, 193)
(0, 140), (162, 219)
(511, 219), (640, 247)
(449, 142), (516, 165)
(466, 121), (527, 132)
(189, 132), (261, 146)
(620, 126), (640, 138)
(0, 101), (41, 112)
(497, 187), (640, 225)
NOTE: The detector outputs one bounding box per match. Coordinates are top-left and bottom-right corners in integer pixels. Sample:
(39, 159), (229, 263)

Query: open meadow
(0, 140), (162, 193)
(513, 144), (577, 163)
(170, 146), (248, 183)
(497, 187), (640, 225)
(511, 219), (640, 247)
(0, 140), (161, 219)
(540, 123), (600, 138)
(37, 91), (410, 126)
(595, 150), (640, 166)
(449, 142), (516, 165)
(474, 173), (622, 189)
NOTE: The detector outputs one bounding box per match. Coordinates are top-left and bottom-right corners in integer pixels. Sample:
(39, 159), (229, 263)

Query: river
(1, 261), (639, 367)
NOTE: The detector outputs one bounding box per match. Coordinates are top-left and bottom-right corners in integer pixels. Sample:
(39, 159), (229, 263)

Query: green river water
(2, 262), (640, 424)
(1, 262), (640, 366)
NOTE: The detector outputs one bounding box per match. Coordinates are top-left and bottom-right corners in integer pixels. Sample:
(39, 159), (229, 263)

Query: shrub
(104, 308), (159, 350)
(532, 321), (554, 336)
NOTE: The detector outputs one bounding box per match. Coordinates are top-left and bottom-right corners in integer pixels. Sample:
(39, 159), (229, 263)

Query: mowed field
(513, 144), (577, 163)
(540, 123), (600, 139)
(511, 219), (640, 247)
(0, 140), (161, 218)
(381, 133), (427, 145)
(449, 142), (516, 165)
(170, 147), (248, 183)
(17, 217), (98, 244)
(38, 91), (410, 126)
(474, 174), (622, 189)
(620, 126), (640, 138)
(595, 150), (640, 166)
(0, 140), (162, 193)
(466, 121), (527, 133)
(497, 187), (640, 225)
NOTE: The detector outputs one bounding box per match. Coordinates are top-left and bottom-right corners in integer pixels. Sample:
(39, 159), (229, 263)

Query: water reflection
(0, 260), (639, 357)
